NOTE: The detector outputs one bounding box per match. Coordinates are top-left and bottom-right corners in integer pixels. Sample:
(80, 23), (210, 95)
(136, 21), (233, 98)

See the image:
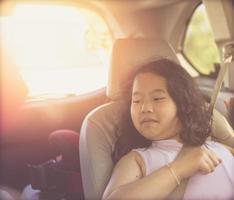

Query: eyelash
(154, 97), (165, 101)
(132, 97), (165, 103)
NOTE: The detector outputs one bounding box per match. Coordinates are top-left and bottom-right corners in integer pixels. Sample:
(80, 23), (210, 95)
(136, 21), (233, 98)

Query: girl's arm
(102, 151), (180, 200)
(102, 146), (221, 200)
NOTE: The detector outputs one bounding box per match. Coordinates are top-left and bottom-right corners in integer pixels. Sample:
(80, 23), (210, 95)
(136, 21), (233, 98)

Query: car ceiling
(0, 0), (201, 41)
(1, 0), (233, 60)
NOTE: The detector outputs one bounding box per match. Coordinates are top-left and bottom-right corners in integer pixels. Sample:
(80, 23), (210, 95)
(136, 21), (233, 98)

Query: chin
(141, 130), (162, 141)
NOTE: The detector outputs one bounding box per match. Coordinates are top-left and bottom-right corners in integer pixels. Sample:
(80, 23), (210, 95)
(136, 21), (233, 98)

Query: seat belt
(170, 43), (234, 200)
(208, 42), (234, 114)
(209, 42), (234, 142)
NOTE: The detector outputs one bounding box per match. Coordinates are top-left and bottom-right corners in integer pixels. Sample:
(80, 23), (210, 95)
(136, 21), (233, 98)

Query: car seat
(79, 38), (234, 199)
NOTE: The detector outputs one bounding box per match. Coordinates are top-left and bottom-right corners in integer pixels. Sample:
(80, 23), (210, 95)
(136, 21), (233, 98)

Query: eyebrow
(150, 89), (166, 95)
(133, 89), (166, 96)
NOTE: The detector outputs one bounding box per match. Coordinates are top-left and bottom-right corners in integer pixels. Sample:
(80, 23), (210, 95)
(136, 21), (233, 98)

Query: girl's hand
(172, 145), (222, 180)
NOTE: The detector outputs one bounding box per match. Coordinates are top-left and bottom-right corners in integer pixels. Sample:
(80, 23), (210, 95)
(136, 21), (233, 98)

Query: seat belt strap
(208, 42), (234, 114)
(172, 43), (234, 200)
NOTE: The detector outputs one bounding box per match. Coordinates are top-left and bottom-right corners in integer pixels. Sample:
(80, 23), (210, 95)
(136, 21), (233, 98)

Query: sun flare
(1, 4), (112, 98)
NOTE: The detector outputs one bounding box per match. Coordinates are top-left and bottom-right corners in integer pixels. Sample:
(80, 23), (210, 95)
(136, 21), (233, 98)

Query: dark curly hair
(112, 59), (211, 163)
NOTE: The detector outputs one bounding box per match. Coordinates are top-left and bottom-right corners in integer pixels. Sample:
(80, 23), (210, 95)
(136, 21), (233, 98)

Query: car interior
(0, 0), (234, 200)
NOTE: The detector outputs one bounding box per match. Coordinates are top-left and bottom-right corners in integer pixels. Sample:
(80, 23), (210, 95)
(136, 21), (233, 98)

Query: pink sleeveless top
(133, 140), (234, 200)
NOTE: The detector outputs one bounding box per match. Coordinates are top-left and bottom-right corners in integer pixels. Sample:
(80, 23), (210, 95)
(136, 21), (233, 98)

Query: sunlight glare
(1, 4), (112, 98)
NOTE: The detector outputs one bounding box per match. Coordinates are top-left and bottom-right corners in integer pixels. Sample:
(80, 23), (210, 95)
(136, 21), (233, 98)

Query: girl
(103, 59), (234, 200)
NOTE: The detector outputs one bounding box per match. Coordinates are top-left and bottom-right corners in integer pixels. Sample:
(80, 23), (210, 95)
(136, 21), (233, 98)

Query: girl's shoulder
(118, 150), (145, 169)
(130, 150), (147, 177)
(113, 151), (145, 177)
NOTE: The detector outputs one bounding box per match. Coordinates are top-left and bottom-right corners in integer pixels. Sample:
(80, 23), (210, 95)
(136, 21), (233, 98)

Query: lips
(140, 117), (159, 124)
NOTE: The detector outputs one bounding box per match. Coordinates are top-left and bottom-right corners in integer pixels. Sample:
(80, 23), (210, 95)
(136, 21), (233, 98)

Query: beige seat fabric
(107, 38), (179, 100)
(79, 38), (234, 200)
(80, 102), (122, 199)
(212, 109), (234, 146)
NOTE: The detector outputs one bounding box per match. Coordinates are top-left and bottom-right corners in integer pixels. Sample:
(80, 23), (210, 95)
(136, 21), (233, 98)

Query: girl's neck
(152, 134), (182, 143)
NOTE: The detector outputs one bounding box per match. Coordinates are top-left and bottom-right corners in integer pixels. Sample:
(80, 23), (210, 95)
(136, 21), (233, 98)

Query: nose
(141, 101), (154, 113)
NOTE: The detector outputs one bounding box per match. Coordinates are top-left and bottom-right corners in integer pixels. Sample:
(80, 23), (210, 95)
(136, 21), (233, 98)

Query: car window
(1, 4), (112, 99)
(183, 4), (220, 77)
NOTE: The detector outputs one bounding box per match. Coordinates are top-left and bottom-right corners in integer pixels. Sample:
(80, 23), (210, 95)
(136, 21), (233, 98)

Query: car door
(0, 0), (112, 190)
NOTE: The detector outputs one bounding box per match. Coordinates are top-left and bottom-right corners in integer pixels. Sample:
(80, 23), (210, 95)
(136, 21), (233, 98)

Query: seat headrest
(107, 38), (179, 100)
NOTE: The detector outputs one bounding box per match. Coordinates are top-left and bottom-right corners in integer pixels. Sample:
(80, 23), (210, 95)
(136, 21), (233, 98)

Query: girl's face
(130, 72), (181, 141)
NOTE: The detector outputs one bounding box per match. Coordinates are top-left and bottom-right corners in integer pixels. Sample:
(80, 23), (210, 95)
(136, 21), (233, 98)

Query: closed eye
(132, 100), (141, 103)
(154, 97), (166, 101)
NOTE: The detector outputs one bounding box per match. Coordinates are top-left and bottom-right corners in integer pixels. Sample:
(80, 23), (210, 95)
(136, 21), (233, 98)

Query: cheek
(157, 102), (177, 120)
(130, 105), (140, 126)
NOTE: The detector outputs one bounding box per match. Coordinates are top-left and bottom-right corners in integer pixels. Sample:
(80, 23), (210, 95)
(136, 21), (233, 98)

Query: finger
(200, 161), (213, 174)
(206, 149), (222, 166)
(202, 146), (221, 166)
(204, 155), (216, 172)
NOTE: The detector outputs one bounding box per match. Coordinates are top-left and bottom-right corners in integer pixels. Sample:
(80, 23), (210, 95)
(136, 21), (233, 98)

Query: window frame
(180, 3), (219, 78)
(1, 3), (114, 100)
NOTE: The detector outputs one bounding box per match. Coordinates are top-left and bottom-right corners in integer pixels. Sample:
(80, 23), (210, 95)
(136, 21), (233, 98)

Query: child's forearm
(104, 164), (181, 200)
